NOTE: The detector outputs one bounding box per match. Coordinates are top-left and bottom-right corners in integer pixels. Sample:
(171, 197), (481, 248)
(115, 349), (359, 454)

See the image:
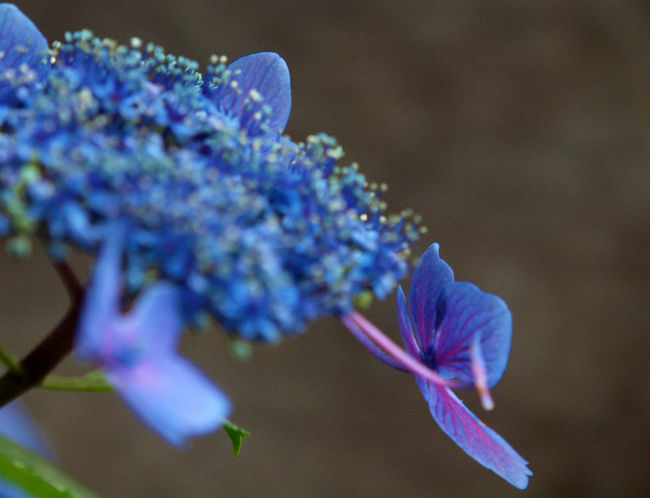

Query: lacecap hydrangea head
(0, 9), (423, 342)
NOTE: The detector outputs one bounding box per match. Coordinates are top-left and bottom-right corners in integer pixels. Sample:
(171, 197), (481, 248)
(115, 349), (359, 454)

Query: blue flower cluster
(0, 14), (421, 342)
(0, 6), (530, 487)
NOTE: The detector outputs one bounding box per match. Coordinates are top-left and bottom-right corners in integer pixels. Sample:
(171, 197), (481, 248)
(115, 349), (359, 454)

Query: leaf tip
(223, 421), (250, 457)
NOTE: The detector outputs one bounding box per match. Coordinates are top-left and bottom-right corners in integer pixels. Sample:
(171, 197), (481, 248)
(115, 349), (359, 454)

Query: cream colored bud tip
(479, 387), (495, 411)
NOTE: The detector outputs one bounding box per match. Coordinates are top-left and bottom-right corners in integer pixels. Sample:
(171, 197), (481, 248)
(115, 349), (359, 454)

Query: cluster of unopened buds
(0, 3), (530, 494)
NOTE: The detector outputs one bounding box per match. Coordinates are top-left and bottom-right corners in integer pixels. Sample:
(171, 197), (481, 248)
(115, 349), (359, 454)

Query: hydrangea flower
(76, 223), (231, 446)
(0, 5), (531, 489)
(0, 4), (420, 343)
(396, 244), (531, 488)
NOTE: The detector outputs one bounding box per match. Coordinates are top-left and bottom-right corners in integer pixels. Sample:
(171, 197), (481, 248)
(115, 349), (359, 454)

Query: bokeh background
(1, 1), (648, 496)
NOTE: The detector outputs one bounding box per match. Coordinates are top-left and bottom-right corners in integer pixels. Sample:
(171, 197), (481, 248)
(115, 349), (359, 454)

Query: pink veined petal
(409, 243), (454, 349)
(108, 355), (231, 447)
(434, 282), (512, 389)
(418, 378), (532, 489)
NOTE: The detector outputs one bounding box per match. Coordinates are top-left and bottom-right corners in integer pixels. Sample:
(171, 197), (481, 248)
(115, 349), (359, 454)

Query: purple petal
(419, 380), (531, 489)
(76, 224), (127, 359)
(397, 286), (420, 357)
(74, 225), (230, 446)
(218, 52), (291, 135)
(77, 228), (185, 361)
(409, 243), (454, 350)
(108, 355), (231, 447)
(115, 282), (183, 354)
(0, 4), (49, 92)
(433, 282), (512, 388)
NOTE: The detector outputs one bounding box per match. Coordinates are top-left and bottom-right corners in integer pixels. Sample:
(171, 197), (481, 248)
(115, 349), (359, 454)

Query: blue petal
(115, 282), (183, 354)
(418, 379), (531, 489)
(77, 224), (185, 363)
(0, 4), (49, 93)
(76, 224), (126, 359)
(433, 282), (512, 388)
(0, 479), (32, 498)
(75, 226), (230, 446)
(0, 402), (53, 498)
(409, 243), (454, 351)
(397, 286), (420, 357)
(0, 402), (50, 458)
(219, 52), (291, 135)
(108, 355), (231, 447)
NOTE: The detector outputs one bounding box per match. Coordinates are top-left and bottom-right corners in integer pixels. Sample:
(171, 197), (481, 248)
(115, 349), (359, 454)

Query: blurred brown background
(1, 1), (648, 497)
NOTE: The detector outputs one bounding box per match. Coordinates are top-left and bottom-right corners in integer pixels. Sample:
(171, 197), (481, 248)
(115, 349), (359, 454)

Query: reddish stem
(0, 262), (84, 408)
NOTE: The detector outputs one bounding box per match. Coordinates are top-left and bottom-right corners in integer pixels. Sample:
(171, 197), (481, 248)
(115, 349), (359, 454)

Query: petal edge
(422, 381), (532, 489)
(109, 355), (231, 447)
(409, 243), (454, 350)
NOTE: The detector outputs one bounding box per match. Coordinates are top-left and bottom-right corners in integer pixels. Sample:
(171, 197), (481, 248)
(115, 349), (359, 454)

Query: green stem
(0, 342), (22, 374)
(39, 371), (114, 392)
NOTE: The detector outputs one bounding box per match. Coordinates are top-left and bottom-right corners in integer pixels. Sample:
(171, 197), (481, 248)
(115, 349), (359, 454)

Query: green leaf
(0, 434), (99, 498)
(223, 421), (250, 457)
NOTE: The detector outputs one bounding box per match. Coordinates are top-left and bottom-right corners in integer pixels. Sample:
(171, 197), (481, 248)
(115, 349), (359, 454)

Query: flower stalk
(0, 261), (84, 408)
(0, 342), (22, 374)
(342, 312), (462, 390)
(39, 370), (114, 392)
(0, 301), (81, 408)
